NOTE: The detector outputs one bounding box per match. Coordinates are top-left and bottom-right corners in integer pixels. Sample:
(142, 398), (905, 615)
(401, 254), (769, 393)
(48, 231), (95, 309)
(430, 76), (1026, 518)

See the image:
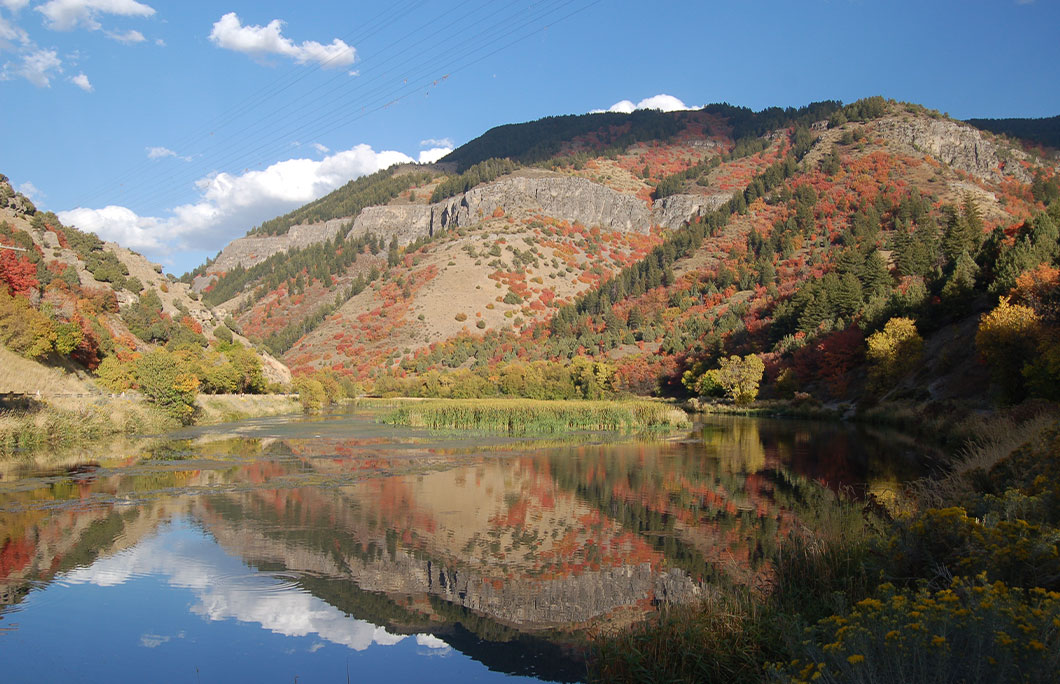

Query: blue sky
(1, 0), (1057, 274)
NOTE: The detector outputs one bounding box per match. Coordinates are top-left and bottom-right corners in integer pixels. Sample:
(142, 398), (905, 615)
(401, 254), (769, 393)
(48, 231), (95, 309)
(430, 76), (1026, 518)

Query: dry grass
(196, 394), (300, 424)
(909, 411), (1058, 509)
(0, 346), (95, 395)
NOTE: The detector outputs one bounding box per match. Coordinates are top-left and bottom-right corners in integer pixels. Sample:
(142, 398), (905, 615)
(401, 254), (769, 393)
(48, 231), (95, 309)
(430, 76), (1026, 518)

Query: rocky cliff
(192, 219), (348, 291)
(875, 114), (1032, 183)
(198, 173), (709, 295)
(346, 174), (706, 247)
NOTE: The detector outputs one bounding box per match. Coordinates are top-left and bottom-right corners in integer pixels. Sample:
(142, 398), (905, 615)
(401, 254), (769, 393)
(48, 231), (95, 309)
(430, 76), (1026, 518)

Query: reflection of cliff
(195, 457), (702, 632)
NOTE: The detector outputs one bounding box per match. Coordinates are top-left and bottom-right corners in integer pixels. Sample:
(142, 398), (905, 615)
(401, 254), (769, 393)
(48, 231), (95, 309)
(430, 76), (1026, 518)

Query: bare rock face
(346, 175), (707, 248)
(193, 219), (349, 291)
(199, 174), (710, 291)
(875, 116), (1032, 183)
(651, 193), (728, 228)
(346, 204), (433, 246)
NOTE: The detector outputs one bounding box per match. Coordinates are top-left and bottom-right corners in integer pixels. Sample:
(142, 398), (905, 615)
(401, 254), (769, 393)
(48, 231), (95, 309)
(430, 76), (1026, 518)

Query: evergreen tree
(860, 250), (893, 299)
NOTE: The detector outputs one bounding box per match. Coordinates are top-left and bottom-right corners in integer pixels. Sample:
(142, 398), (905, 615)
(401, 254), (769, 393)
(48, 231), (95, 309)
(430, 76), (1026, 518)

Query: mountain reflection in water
(0, 410), (927, 683)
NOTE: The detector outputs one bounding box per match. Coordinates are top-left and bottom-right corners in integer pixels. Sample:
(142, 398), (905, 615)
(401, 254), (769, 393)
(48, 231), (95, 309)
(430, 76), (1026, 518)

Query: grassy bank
(375, 398), (690, 435)
(690, 395), (1060, 452)
(0, 393), (299, 457)
(587, 413), (1060, 683)
(196, 393), (300, 425)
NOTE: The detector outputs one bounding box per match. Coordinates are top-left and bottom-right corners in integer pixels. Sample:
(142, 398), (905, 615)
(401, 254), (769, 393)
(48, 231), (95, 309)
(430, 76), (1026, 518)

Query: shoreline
(0, 392), (300, 458)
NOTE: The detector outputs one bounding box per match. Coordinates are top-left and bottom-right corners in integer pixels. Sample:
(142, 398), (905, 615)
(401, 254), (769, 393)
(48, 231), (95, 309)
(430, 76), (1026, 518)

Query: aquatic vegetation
(378, 398), (690, 434)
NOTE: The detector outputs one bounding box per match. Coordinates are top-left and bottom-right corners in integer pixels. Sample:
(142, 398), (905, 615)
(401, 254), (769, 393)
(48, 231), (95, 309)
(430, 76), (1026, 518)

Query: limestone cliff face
(198, 173), (712, 298)
(875, 115), (1032, 183)
(346, 175), (708, 247)
(192, 219), (348, 290)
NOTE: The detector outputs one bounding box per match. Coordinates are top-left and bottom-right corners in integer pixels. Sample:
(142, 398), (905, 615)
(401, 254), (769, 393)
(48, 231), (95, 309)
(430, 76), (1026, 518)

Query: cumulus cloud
(60, 143), (414, 256)
(0, 0), (30, 12)
(593, 94), (695, 114)
(62, 527), (410, 652)
(311, 142), (329, 155)
(209, 12), (355, 68)
(36, 0), (156, 32)
(417, 147), (451, 164)
(419, 137), (452, 149)
(69, 71), (91, 90)
(1, 47), (62, 86)
(105, 28), (144, 43)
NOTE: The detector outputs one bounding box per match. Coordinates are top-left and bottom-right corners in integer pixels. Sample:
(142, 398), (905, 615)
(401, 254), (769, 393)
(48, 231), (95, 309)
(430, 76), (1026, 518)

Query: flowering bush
(776, 576), (1060, 683)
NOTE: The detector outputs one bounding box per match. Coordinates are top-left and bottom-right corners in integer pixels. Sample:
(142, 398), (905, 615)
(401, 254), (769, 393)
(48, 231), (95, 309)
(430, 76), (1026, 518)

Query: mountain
(0, 177), (290, 401)
(183, 97), (1060, 414)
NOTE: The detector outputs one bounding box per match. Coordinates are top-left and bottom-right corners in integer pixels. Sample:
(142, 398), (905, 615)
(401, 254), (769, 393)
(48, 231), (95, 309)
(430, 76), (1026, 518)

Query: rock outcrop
(198, 174), (711, 293)
(346, 175), (708, 247)
(875, 115), (1032, 183)
(192, 219), (349, 290)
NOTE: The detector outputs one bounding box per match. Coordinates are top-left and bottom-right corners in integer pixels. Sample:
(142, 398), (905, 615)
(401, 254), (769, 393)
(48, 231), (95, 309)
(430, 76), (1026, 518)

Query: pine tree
(860, 250), (892, 299)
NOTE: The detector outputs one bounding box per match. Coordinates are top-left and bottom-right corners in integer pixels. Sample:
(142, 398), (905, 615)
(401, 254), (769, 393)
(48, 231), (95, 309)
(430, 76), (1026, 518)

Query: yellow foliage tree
(716, 354), (765, 405)
(976, 296), (1041, 401)
(866, 317), (923, 389)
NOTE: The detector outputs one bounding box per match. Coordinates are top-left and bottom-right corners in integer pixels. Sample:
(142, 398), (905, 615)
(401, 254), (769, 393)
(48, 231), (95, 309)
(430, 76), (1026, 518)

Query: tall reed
(379, 398), (690, 434)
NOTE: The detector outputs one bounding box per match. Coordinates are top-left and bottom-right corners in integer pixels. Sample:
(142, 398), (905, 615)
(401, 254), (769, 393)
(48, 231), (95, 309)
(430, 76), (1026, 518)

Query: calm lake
(0, 408), (927, 683)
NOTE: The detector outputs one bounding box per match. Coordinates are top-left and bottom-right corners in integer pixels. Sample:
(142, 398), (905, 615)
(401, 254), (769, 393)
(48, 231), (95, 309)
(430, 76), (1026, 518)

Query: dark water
(0, 409), (927, 683)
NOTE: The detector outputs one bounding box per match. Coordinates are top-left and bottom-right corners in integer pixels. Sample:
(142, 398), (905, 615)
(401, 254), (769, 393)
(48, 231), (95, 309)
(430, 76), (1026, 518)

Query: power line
(71, 0), (600, 235)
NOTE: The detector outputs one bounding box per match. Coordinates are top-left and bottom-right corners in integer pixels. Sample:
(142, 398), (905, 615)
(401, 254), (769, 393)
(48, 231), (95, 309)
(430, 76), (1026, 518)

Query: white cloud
(146, 145), (174, 159)
(146, 146), (193, 162)
(415, 634), (451, 650)
(62, 529), (410, 652)
(0, 14), (30, 46)
(419, 137), (453, 149)
(417, 147), (451, 164)
(594, 94), (695, 114)
(105, 28), (144, 43)
(311, 142), (329, 155)
(139, 634), (171, 648)
(60, 204), (164, 250)
(36, 0), (155, 32)
(209, 12), (355, 68)
(60, 143), (414, 256)
(70, 71), (91, 90)
(0, 0), (30, 12)
(17, 180), (42, 199)
(1, 47), (61, 86)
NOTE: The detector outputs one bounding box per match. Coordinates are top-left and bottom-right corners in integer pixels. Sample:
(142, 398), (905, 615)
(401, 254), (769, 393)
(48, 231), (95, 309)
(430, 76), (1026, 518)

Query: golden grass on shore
(374, 397), (691, 435)
(1, 393), (300, 457)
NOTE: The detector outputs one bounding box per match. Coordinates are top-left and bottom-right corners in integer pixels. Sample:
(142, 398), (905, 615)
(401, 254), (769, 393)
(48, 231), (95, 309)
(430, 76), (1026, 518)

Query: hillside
(0, 177), (290, 408)
(184, 98), (1060, 414)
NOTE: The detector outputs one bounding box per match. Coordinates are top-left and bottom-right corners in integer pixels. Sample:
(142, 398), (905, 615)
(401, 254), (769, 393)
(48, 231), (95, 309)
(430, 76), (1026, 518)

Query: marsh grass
(589, 593), (786, 684)
(0, 397), (170, 454)
(908, 411), (1057, 509)
(588, 491), (886, 683)
(1, 394), (299, 457)
(377, 398), (690, 435)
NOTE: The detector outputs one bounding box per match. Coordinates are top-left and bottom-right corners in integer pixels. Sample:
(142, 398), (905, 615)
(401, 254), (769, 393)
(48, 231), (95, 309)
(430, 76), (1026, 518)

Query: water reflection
(0, 410), (930, 683)
(63, 520), (414, 652)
